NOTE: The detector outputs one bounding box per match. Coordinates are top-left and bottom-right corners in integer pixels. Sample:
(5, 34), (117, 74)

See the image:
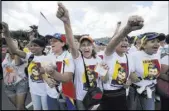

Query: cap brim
(148, 34), (166, 41)
(80, 37), (93, 44)
(45, 35), (66, 43)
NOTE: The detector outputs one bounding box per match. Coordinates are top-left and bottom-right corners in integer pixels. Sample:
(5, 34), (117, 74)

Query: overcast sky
(2, 1), (169, 38)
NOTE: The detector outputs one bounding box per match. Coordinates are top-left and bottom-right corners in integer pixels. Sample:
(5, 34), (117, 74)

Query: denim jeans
(4, 79), (29, 97)
(47, 95), (67, 110)
(31, 93), (48, 110)
(127, 86), (155, 110)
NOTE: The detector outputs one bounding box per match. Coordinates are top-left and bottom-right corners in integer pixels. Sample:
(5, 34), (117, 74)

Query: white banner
(38, 12), (56, 36)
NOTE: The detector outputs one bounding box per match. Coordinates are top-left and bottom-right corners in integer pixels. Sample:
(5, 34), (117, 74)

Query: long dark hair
(91, 49), (96, 58)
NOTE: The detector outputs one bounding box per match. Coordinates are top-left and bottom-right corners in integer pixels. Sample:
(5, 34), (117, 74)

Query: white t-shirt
(26, 53), (47, 96)
(161, 55), (169, 65)
(128, 45), (138, 54)
(2, 53), (26, 85)
(45, 51), (75, 98)
(74, 53), (102, 101)
(103, 52), (134, 90)
(131, 51), (161, 87)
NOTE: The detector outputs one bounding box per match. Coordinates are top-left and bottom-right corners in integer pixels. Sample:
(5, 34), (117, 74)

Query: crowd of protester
(1, 2), (169, 110)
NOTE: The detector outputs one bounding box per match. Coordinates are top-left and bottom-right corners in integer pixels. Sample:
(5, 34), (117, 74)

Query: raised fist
(117, 21), (121, 25)
(56, 2), (70, 23)
(0, 22), (10, 36)
(126, 15), (144, 32)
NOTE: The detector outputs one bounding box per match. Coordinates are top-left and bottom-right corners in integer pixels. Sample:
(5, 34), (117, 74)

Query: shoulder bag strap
(81, 52), (91, 88)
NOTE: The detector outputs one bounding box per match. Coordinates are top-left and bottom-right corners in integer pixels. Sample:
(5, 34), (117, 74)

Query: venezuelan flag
(65, 97), (76, 110)
(62, 58), (76, 110)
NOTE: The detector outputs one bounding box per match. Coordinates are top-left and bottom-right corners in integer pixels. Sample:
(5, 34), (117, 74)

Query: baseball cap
(141, 32), (166, 42)
(45, 33), (66, 43)
(79, 36), (94, 44)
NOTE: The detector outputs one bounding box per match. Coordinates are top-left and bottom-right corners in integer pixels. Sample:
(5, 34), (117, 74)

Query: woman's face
(143, 38), (160, 55)
(116, 37), (129, 53)
(80, 40), (93, 59)
(29, 42), (44, 55)
(49, 38), (64, 53)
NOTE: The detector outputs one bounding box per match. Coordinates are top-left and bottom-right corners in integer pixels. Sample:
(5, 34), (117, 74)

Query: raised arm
(112, 21), (122, 38)
(105, 16), (144, 56)
(56, 3), (79, 59)
(14, 56), (22, 66)
(1, 22), (27, 59)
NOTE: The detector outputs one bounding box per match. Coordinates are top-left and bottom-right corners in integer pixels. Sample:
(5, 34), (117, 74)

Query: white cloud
(2, 1), (168, 39)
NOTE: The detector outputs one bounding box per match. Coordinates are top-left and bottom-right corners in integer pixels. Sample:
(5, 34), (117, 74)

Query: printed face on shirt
(80, 40), (93, 58)
(143, 38), (160, 55)
(148, 68), (158, 77)
(142, 59), (160, 80)
(49, 38), (65, 53)
(32, 66), (39, 75)
(116, 37), (129, 53)
(111, 61), (128, 86)
(82, 65), (98, 90)
(116, 67), (126, 84)
(29, 62), (43, 83)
